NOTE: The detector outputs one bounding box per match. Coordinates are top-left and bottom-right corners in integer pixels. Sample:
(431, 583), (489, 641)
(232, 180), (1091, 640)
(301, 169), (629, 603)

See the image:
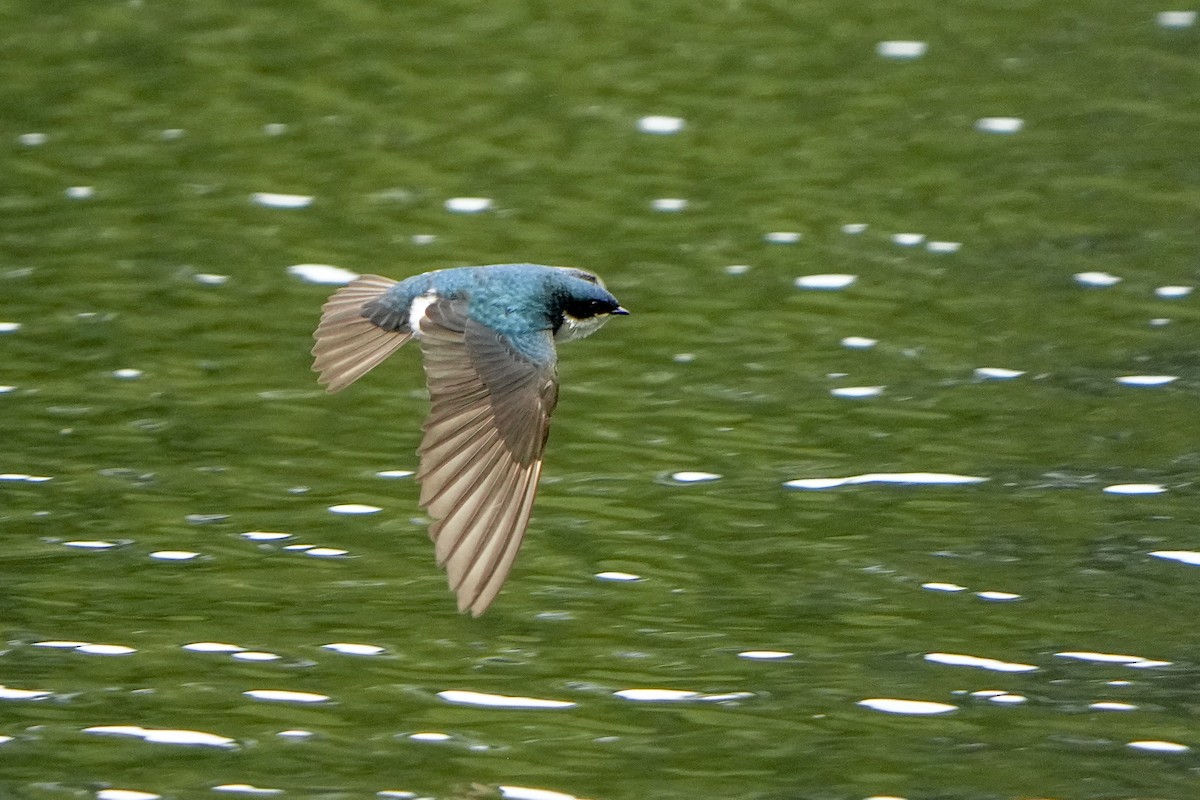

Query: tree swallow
(312, 263), (628, 616)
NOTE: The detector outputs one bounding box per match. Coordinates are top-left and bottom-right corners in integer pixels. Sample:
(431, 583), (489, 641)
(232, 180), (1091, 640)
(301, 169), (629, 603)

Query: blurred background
(3, 2), (1200, 798)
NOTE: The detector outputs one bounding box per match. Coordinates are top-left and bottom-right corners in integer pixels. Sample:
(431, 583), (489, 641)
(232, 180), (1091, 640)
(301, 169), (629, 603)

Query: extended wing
(415, 297), (559, 616)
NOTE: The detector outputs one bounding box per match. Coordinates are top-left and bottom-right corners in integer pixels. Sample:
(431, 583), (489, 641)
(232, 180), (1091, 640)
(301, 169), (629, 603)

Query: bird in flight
(312, 263), (628, 616)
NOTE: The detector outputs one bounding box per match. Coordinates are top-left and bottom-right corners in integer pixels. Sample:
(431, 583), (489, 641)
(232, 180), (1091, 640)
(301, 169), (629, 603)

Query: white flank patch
(409, 292), (438, 334)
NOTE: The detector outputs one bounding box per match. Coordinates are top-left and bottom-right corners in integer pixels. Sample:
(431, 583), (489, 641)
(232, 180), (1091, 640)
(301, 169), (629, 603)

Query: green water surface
(3, 2), (1200, 799)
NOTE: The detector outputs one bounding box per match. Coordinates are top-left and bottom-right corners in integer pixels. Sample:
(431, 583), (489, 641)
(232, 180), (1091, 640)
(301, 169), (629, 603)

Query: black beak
(612, 306), (630, 315)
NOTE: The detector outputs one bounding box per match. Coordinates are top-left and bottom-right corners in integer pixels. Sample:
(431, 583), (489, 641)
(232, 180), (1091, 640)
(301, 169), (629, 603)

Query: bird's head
(551, 268), (629, 342)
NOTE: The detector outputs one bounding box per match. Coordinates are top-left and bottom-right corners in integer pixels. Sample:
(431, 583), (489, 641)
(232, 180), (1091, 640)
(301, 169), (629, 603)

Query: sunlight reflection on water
(3, 4), (1199, 799)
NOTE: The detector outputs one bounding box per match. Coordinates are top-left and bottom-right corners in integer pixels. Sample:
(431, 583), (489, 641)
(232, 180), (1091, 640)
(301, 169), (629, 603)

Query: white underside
(556, 312), (610, 342)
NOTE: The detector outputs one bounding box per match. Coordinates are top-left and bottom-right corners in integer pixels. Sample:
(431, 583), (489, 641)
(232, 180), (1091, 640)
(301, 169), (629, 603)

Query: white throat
(556, 312), (610, 342)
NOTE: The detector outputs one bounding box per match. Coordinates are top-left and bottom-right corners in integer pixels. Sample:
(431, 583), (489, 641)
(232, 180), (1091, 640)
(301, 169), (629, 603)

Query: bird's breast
(555, 312), (610, 342)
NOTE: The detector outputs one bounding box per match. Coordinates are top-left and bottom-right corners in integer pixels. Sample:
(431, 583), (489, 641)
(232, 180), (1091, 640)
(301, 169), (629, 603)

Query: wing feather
(422, 429), (507, 518)
(312, 275), (411, 392)
(415, 297), (558, 616)
(469, 462), (543, 614)
(439, 455), (515, 581)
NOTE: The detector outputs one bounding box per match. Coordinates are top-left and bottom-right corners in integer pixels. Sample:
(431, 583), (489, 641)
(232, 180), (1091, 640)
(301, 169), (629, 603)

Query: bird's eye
(564, 297), (615, 319)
